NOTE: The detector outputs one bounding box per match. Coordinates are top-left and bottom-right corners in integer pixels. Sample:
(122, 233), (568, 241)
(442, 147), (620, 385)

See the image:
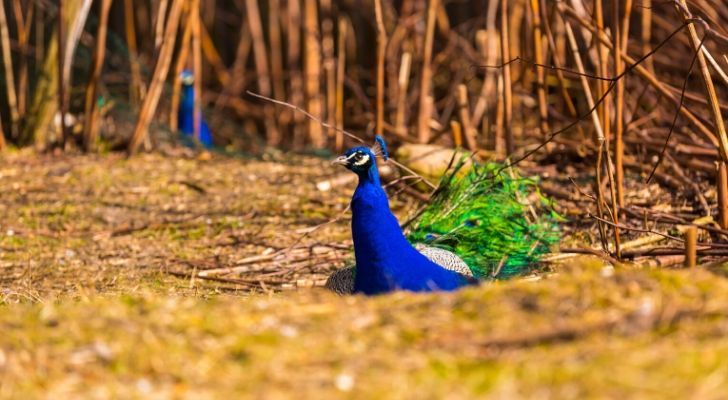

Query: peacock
(179, 71), (213, 148)
(325, 137), (559, 295)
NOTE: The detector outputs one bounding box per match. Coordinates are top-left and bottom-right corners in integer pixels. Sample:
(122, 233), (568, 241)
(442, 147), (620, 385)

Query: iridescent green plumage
(406, 161), (560, 279)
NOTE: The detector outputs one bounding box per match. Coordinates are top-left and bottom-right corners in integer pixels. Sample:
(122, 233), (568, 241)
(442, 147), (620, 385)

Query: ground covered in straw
(1, 151), (727, 398)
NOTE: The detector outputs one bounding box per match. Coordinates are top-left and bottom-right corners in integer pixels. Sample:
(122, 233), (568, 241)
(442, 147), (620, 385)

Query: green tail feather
(406, 161), (560, 279)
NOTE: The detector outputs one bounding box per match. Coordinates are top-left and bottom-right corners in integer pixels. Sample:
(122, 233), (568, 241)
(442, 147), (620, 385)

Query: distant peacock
(179, 71), (213, 148)
(325, 137), (559, 295)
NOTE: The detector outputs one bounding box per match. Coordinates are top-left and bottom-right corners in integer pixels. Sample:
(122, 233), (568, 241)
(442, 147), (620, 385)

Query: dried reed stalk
(472, 0), (500, 127)
(0, 113), (5, 150)
(213, 21), (250, 112)
(0, 0), (19, 138)
(641, 0), (653, 71)
(202, 0), (216, 27)
(245, 0), (279, 145)
(303, 0), (323, 147)
(598, 0), (629, 259)
(19, 0), (86, 149)
(82, 0), (113, 152)
(124, 0), (144, 107)
(12, 0), (32, 121)
(132, 1), (151, 47)
(200, 24), (231, 86)
(417, 0), (439, 143)
(456, 85), (477, 150)
(584, 5), (623, 256)
(507, 1), (525, 84)
(604, 141), (622, 255)
(395, 52), (412, 136)
(335, 18), (348, 151)
(435, 1), (450, 35)
(594, 0), (611, 149)
(268, 0), (286, 110)
(701, 46), (728, 87)
(288, 0), (306, 147)
(64, 0), (92, 83)
(562, 6), (720, 147)
(684, 226), (697, 268)
(595, 0), (624, 257)
(719, 162), (728, 229)
(594, 0), (623, 259)
(385, 2), (411, 107)
(472, 31), (491, 132)
(128, 0), (184, 154)
(374, 0), (388, 137)
(529, 0), (549, 137)
(494, 73), (505, 154)
(169, 5), (193, 131)
(34, 3), (43, 65)
(191, 0), (202, 143)
(539, 0), (585, 140)
(450, 120), (462, 148)
(614, 0), (633, 209)
(563, 15), (612, 253)
(154, 0), (169, 51)
(321, 0), (336, 141)
(612, 1), (624, 209)
(500, 0), (513, 154)
(58, 0), (68, 147)
(676, 0), (728, 164)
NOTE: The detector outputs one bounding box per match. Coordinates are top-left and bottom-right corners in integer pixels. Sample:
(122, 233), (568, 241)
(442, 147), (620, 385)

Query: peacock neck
(351, 165), (412, 291)
(181, 85), (195, 109)
(178, 85), (195, 134)
(356, 164), (382, 188)
(348, 163), (473, 294)
(352, 166), (389, 217)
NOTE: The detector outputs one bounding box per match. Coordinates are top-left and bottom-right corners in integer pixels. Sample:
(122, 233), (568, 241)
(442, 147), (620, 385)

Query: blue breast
(178, 85), (213, 148)
(351, 168), (474, 295)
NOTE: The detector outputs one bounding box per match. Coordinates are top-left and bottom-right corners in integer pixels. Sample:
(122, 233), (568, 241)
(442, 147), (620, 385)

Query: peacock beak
(332, 156), (349, 167)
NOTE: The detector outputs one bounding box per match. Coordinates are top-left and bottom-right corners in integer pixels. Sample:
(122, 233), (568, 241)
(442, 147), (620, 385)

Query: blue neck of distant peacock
(178, 85), (195, 134)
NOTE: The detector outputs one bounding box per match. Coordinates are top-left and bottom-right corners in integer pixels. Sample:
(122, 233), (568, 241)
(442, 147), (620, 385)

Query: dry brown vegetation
(0, 150), (357, 298)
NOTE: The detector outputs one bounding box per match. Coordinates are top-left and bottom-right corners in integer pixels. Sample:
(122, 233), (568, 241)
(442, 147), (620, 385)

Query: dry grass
(1, 152), (728, 398)
(0, 150), (357, 299)
(1, 263), (728, 398)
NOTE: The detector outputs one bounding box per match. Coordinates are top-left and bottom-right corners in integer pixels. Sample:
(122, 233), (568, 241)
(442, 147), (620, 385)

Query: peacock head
(332, 136), (388, 175)
(181, 70), (195, 86)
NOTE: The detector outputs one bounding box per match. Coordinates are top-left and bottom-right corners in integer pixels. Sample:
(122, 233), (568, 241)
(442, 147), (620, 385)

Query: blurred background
(1, 0), (728, 250)
(0, 0), (724, 159)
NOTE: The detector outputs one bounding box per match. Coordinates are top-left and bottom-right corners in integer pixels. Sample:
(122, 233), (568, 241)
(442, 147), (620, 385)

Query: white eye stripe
(353, 154), (370, 166)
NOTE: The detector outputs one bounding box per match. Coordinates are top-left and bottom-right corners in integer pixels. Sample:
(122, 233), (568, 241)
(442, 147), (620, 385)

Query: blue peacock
(325, 137), (559, 295)
(179, 71), (213, 148)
